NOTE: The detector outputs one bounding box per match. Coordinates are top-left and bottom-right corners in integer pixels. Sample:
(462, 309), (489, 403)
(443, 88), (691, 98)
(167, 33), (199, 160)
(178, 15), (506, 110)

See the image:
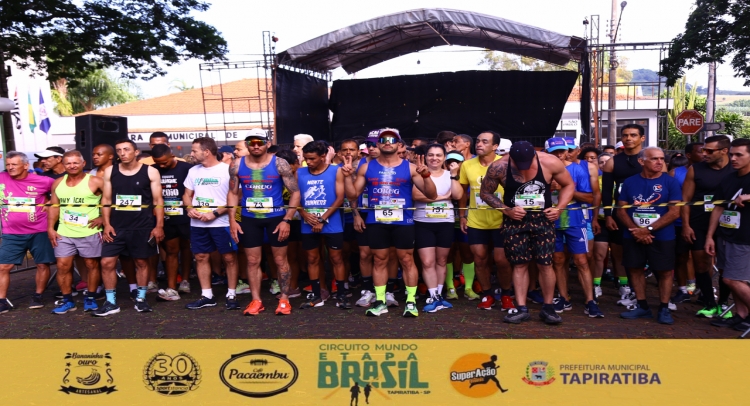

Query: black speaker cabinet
(75, 115), (128, 169)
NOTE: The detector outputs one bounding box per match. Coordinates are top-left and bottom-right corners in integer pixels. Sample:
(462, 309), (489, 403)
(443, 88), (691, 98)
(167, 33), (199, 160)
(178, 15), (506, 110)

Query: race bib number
(633, 212), (659, 227)
(164, 200), (183, 216)
(305, 208), (326, 218)
(704, 195), (715, 212)
(514, 194), (544, 209)
(720, 211), (740, 229)
(245, 197), (273, 213)
(475, 192), (500, 208)
(360, 193), (368, 208)
(195, 197), (214, 213)
(375, 205), (403, 222)
(343, 198), (352, 213)
(63, 210), (88, 227)
(426, 202), (452, 218)
(115, 195), (141, 211)
(7, 197), (34, 213)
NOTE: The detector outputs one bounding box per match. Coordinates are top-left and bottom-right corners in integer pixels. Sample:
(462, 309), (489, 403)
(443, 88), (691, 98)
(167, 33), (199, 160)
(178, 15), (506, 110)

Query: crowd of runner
(0, 126), (749, 331)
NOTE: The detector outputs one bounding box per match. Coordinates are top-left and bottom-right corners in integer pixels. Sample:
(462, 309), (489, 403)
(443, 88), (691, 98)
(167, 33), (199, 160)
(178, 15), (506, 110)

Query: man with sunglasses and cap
(228, 128), (300, 316)
(479, 141), (575, 325)
(342, 128), (437, 317)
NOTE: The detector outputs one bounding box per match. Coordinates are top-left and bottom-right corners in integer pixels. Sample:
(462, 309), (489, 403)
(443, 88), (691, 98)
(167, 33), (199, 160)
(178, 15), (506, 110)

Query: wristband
(420, 171), (431, 178)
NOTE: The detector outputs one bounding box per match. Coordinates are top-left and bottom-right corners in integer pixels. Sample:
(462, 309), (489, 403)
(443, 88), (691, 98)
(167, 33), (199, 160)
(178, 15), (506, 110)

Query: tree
(169, 79), (195, 92)
(478, 50), (577, 71)
(0, 0), (228, 149)
(61, 69), (141, 114)
(660, 0), (750, 86)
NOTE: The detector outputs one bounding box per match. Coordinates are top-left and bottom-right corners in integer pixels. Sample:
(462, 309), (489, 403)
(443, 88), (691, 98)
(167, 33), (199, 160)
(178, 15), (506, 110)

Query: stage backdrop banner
(329, 70), (578, 146)
(275, 67), (330, 144)
(0, 339), (743, 405)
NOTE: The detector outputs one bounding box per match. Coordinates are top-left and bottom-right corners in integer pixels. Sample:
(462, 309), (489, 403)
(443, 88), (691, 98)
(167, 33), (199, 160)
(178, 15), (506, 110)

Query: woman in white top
(413, 144), (463, 312)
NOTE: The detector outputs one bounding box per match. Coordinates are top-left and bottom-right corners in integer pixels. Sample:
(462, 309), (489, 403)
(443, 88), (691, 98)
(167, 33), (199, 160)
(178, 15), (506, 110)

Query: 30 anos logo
(143, 353), (201, 396)
(450, 353), (509, 398)
(219, 349), (298, 398)
(60, 352), (117, 395)
(522, 361), (556, 387)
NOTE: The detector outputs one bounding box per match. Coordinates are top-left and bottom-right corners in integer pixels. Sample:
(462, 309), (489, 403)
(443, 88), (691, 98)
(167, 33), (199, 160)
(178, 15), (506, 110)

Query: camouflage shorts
(502, 212), (555, 266)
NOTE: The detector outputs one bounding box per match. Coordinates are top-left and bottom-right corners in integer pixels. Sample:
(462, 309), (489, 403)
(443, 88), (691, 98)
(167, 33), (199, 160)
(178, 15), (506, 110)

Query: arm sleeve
(602, 170), (615, 216)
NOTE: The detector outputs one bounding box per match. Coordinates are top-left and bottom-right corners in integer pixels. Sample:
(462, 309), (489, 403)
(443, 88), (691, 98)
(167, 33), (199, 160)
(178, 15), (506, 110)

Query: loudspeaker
(75, 115), (128, 169)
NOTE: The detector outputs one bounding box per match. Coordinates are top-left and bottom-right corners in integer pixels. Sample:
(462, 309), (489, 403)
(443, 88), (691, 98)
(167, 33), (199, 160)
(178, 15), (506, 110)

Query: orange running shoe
(331, 282), (338, 294)
(501, 295), (516, 312)
(275, 299), (292, 315)
(243, 300), (265, 316)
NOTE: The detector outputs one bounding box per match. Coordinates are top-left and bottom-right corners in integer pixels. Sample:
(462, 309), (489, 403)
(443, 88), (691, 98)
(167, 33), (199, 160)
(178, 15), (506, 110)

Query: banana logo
(76, 369), (101, 386)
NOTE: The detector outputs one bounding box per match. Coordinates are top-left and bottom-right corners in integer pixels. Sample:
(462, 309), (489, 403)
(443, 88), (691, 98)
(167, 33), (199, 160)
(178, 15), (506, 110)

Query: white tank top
(414, 170), (454, 223)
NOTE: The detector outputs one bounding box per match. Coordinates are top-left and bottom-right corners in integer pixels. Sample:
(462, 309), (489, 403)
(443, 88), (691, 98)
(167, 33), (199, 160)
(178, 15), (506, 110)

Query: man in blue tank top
(297, 141), (350, 309)
(228, 130), (300, 316)
(342, 128), (437, 317)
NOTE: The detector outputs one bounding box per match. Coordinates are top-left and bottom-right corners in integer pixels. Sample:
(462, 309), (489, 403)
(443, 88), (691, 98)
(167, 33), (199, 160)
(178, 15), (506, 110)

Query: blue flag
(39, 89), (51, 134)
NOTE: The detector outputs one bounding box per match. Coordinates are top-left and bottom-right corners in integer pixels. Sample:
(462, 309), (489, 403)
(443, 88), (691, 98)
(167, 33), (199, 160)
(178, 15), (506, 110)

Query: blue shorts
(190, 227), (237, 254)
(585, 222), (595, 241)
(0, 232), (55, 265)
(454, 227), (468, 244)
(554, 227), (589, 255)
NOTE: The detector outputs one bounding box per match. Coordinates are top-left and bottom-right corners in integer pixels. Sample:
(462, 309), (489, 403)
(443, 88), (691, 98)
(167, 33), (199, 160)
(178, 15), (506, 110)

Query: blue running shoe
(620, 305), (653, 319)
(185, 296), (217, 310)
(584, 301), (604, 318)
(438, 295), (453, 309)
(657, 307), (674, 325)
(51, 299), (76, 314)
(422, 297), (442, 313)
(670, 290), (691, 304)
(553, 297), (572, 313)
(211, 273), (227, 286)
(527, 289), (544, 304)
(83, 298), (99, 312)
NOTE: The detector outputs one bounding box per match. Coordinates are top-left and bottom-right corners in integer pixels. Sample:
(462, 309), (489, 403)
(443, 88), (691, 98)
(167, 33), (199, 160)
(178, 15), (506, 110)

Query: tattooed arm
(479, 159), (508, 210)
(277, 157), (299, 221)
(227, 157), (242, 243)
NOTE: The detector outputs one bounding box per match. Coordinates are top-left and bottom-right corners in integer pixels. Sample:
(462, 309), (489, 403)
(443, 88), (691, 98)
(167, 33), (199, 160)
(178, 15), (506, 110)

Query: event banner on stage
(1, 339), (742, 405)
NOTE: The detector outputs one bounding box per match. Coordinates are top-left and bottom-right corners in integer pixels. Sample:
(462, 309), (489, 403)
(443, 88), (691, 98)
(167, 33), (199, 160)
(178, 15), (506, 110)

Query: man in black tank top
(95, 139), (165, 317)
(681, 135), (736, 320)
(479, 141), (575, 325)
(601, 124), (646, 304)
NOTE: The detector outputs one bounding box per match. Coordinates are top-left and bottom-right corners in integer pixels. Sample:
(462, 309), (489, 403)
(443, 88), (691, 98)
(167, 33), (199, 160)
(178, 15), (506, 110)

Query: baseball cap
(245, 128), (268, 141)
(378, 128), (401, 140)
(359, 143), (369, 154)
(366, 130), (380, 143)
(545, 137), (568, 153)
(446, 152), (465, 162)
(34, 146), (65, 159)
(564, 137), (578, 148)
(495, 138), (512, 155)
(509, 141), (536, 170)
(218, 145), (234, 154)
(615, 141), (624, 149)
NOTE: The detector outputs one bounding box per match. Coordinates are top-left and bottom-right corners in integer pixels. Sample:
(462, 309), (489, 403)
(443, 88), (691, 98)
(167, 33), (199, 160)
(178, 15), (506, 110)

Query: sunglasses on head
(246, 139), (267, 147)
(379, 136), (398, 144)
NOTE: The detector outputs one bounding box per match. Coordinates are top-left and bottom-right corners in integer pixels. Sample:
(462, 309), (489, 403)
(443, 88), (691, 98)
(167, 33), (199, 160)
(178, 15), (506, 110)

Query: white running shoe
(147, 281), (159, 293)
(178, 280), (191, 293)
(618, 285), (632, 299)
(269, 280), (281, 295)
(594, 286), (603, 299)
(157, 288), (180, 301)
(668, 302), (677, 311)
(236, 280), (251, 295)
(617, 292), (637, 306)
(385, 292), (399, 307)
(356, 290), (374, 307)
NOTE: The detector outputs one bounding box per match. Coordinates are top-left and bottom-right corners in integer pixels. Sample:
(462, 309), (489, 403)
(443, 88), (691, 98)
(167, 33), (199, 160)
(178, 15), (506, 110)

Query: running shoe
(670, 290), (691, 304)
(336, 297), (353, 310)
(146, 281), (159, 293)
(210, 273), (227, 285)
(445, 288), (458, 300)
(438, 295), (453, 309)
(275, 299), (291, 315)
(732, 317), (750, 332)
(423, 297), (442, 313)
(477, 295), (495, 310)
(711, 314), (743, 328)
(620, 305), (653, 319)
(300, 295), (324, 309)
(618, 285), (631, 298)
(465, 289), (480, 301)
(320, 289), (331, 302)
(135, 298), (153, 312)
(539, 309), (563, 325)
(356, 290), (375, 307)
(236, 280), (250, 295)
(130, 288), (138, 301)
(503, 307), (530, 324)
(178, 280), (191, 294)
(668, 302), (677, 311)
(686, 282), (697, 295)
(500, 295), (515, 312)
(29, 293), (44, 309)
(51, 299), (76, 314)
(696, 305), (722, 318)
(83, 298), (98, 312)
(243, 300), (265, 315)
(657, 307), (674, 325)
(403, 301), (418, 317)
(365, 300), (388, 317)
(226, 295), (240, 310)
(185, 296), (217, 310)
(331, 282), (338, 294)
(55, 290), (78, 299)
(594, 285), (603, 299)
(269, 280), (281, 295)
(157, 288), (180, 301)
(553, 297), (572, 313)
(602, 270), (615, 282)
(527, 289), (544, 304)
(385, 292), (399, 307)
(93, 301), (120, 317)
(617, 292), (637, 306)
(492, 288), (503, 301)
(75, 281), (88, 292)
(302, 284), (312, 293)
(584, 301), (604, 318)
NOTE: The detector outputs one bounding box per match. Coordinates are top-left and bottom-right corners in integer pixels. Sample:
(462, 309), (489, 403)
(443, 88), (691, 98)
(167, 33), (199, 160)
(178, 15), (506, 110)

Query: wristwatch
(282, 218), (292, 224)
(450, 175), (459, 180)
(646, 226), (654, 232)
(318, 217), (329, 224)
(212, 210), (220, 217)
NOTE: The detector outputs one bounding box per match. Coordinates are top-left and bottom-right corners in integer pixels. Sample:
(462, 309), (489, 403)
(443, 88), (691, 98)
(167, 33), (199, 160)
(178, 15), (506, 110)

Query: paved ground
(0, 265), (741, 339)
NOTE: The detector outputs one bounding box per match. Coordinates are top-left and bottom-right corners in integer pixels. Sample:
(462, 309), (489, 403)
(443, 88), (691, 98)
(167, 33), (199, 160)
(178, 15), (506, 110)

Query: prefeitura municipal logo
(522, 361), (555, 387)
(143, 353), (202, 396)
(60, 352), (117, 395)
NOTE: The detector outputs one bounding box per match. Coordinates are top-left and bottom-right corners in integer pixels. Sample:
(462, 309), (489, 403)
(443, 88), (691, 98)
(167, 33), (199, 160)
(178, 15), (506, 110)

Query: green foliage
(478, 50), (577, 71)
(66, 70), (141, 114)
(169, 79), (194, 92)
(50, 89), (73, 116)
(660, 0), (750, 86)
(727, 99), (750, 107)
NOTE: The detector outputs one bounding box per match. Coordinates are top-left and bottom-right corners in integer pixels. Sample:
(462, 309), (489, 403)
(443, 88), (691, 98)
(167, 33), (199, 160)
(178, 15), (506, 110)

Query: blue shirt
(238, 155), (285, 218)
(298, 164), (343, 234)
(364, 159), (414, 225)
(619, 172), (682, 241)
(671, 166), (688, 226)
(556, 162), (588, 229)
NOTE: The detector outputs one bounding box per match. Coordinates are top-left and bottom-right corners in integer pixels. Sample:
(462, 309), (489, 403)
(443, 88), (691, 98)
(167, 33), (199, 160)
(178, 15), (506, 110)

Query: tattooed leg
(272, 246), (291, 300)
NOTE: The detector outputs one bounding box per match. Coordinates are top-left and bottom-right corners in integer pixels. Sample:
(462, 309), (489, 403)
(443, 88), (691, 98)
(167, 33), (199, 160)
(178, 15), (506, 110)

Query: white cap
(495, 138), (513, 155)
(34, 150), (63, 158)
(615, 141), (624, 149)
(245, 128), (268, 140)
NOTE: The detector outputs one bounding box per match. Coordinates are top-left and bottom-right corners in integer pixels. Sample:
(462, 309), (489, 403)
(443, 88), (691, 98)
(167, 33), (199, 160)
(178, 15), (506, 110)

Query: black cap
(509, 141), (536, 170)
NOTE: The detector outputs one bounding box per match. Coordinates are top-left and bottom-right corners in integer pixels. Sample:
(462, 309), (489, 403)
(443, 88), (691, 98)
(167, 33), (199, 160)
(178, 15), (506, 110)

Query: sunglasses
(700, 147), (724, 154)
(366, 141), (377, 148)
(246, 139), (267, 147)
(379, 136), (398, 144)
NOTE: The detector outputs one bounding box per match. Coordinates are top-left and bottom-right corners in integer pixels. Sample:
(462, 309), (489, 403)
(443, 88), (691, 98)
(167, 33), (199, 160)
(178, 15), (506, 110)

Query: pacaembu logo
(219, 349), (298, 398)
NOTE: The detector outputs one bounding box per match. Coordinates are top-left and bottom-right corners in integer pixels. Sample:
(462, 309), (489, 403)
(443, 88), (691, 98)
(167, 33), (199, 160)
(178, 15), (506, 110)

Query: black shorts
(288, 220), (302, 242)
(415, 222), (454, 249)
(366, 224), (415, 250)
(594, 219), (609, 242)
(163, 222), (190, 241)
(607, 217), (625, 245)
(621, 238), (676, 272)
(101, 228), (157, 259)
(239, 216), (288, 248)
(689, 227), (709, 252)
(467, 227), (505, 248)
(344, 222), (355, 241)
(301, 232), (344, 251)
(502, 212), (555, 266)
(674, 226), (690, 255)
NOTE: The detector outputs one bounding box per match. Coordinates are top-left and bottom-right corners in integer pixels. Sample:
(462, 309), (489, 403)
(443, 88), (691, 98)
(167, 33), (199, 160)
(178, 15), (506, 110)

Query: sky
(130, 0), (749, 98)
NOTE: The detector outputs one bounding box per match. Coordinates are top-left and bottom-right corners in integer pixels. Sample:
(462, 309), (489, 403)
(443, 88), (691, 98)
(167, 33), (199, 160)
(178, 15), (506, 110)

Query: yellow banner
(1, 339), (742, 405)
